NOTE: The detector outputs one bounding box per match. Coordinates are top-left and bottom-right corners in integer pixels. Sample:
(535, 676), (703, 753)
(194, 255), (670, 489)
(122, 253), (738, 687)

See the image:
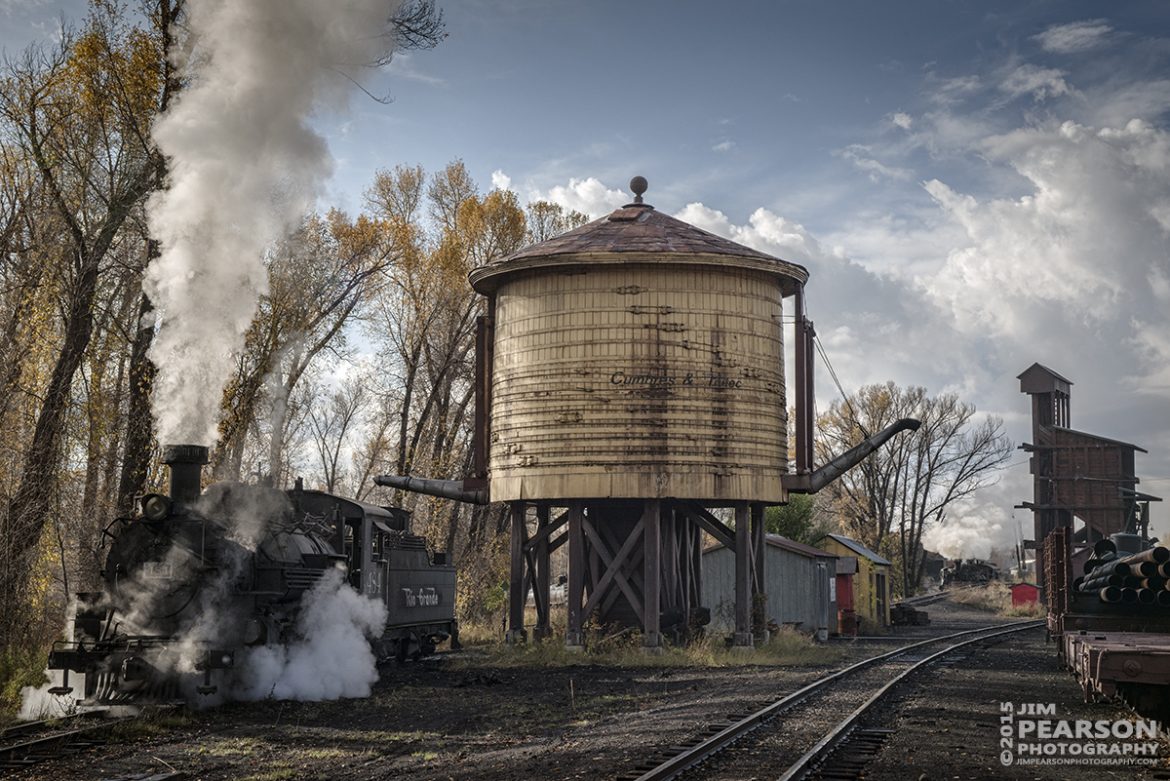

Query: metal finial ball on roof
(630, 175), (648, 204)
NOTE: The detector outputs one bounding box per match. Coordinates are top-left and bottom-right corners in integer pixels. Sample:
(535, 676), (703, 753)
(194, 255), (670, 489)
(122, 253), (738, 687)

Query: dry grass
(457, 624), (842, 669)
(948, 581), (1010, 612)
(948, 582), (1043, 617)
(106, 708), (193, 741)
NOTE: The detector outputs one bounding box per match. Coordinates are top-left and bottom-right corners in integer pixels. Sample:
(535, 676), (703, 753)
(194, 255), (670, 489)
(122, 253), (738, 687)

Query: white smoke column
(236, 568), (388, 700)
(146, 0), (403, 446)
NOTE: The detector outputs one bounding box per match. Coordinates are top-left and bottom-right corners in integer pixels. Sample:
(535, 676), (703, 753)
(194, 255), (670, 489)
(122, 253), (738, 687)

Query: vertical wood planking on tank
(487, 266), (788, 503)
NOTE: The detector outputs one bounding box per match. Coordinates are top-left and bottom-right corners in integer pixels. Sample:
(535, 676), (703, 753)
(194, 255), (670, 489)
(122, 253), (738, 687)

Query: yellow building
(817, 533), (892, 630)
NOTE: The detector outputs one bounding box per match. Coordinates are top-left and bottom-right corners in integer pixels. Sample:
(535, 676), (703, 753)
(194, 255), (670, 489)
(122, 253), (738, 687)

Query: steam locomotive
(940, 558), (999, 588)
(46, 444), (458, 704)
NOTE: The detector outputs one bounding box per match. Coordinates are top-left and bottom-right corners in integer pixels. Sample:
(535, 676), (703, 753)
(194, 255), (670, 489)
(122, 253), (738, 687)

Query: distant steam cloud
(923, 503), (1009, 561)
(145, 0), (404, 446)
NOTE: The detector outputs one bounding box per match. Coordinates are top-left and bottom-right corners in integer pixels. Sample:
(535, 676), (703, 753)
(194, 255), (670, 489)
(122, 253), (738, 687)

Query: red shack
(1010, 582), (1039, 608)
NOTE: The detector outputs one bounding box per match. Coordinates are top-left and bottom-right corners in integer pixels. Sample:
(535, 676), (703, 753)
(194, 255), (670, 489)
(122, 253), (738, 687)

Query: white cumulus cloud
(527, 176), (628, 218)
(490, 169), (513, 192)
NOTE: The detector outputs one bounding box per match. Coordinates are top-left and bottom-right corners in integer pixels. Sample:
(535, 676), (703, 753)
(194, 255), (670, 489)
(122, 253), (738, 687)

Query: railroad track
(0, 708), (136, 774)
(621, 619), (1044, 781)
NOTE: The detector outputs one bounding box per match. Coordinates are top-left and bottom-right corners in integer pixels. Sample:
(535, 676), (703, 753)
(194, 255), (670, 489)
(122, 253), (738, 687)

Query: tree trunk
(116, 291), (157, 516)
(2, 248), (102, 640)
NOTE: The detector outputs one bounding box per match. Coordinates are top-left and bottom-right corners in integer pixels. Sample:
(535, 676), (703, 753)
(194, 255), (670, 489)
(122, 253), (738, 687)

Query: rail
(629, 619), (1043, 781)
(777, 621), (1042, 780)
(0, 709), (133, 772)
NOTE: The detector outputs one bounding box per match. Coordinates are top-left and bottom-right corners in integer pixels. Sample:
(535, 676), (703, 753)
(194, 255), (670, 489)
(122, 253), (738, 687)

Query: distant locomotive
(940, 558), (999, 588)
(47, 444), (458, 704)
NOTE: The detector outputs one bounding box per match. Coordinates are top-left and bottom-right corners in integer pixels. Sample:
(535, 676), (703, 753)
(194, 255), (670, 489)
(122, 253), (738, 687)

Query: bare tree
(306, 377), (368, 493)
(817, 382), (1013, 595)
(524, 199), (589, 244)
(215, 211), (395, 484)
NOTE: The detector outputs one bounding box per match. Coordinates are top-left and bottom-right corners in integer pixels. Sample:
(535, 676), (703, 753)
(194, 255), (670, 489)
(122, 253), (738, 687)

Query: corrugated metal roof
(765, 534), (837, 559)
(702, 533), (837, 559)
(822, 533), (892, 566)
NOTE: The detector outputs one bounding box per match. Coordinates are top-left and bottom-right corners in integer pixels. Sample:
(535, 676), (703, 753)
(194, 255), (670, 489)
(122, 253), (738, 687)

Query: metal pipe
(1086, 561), (1133, 578)
(1157, 591), (1170, 607)
(1093, 538), (1118, 558)
(1120, 587), (1139, 604)
(1138, 588), (1157, 605)
(1117, 547), (1170, 565)
(1079, 573), (1125, 591)
(1099, 586), (1122, 603)
(373, 474), (488, 504)
(783, 418), (922, 494)
(1083, 552), (1117, 574)
(794, 286), (810, 475)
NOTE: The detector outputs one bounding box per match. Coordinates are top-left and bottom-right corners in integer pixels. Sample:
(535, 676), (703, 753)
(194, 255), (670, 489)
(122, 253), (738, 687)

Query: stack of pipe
(1075, 539), (1170, 607)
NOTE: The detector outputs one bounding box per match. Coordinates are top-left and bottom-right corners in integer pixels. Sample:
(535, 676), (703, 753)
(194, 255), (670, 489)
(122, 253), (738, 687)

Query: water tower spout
(783, 418), (921, 494)
(373, 474), (489, 504)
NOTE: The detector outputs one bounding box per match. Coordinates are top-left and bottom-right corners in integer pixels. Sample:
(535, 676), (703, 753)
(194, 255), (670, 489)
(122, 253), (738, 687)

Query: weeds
(107, 708), (193, 741)
(456, 624), (842, 669)
(948, 582), (1043, 617)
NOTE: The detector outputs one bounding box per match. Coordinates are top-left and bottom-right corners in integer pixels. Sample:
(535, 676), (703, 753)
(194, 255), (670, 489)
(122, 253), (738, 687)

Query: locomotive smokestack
(162, 444), (209, 507)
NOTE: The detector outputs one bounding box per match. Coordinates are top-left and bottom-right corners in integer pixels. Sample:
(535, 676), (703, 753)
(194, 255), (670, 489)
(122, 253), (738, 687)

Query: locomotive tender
(47, 444), (458, 704)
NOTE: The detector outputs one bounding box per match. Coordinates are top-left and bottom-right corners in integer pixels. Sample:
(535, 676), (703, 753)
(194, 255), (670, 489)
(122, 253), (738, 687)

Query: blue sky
(5, 0), (1170, 554)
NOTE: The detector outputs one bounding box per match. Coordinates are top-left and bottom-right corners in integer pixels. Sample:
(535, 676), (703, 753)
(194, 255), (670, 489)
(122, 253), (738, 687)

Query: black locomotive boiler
(47, 444), (458, 704)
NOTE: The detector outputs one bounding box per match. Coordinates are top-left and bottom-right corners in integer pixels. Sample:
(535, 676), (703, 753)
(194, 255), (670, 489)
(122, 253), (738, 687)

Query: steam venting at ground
(145, 0), (403, 446)
(236, 568), (387, 701)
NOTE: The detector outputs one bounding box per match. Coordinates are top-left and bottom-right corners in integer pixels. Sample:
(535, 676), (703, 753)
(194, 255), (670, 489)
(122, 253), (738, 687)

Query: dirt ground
(13, 599), (1170, 781)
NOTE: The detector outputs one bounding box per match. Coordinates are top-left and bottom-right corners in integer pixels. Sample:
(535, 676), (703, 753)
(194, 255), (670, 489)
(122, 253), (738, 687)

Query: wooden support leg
(507, 501), (527, 644)
(534, 505), (552, 641)
(643, 499), (662, 652)
(566, 502), (585, 651)
(751, 503), (768, 643)
(691, 518), (703, 625)
(734, 503), (753, 649)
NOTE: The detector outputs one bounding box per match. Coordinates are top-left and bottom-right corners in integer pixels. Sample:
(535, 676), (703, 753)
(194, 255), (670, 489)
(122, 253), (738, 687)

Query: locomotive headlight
(141, 493), (172, 522)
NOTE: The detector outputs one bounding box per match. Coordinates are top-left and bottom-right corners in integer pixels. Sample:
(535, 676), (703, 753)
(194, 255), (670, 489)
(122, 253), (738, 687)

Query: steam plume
(145, 0), (403, 446)
(923, 503), (1009, 560)
(236, 568), (387, 700)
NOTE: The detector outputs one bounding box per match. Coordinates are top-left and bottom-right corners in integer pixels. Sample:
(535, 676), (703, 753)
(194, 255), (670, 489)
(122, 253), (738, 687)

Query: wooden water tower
(379, 178), (917, 650)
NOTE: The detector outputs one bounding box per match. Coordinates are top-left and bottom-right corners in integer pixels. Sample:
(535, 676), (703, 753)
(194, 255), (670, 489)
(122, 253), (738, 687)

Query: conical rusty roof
(469, 201), (808, 295)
